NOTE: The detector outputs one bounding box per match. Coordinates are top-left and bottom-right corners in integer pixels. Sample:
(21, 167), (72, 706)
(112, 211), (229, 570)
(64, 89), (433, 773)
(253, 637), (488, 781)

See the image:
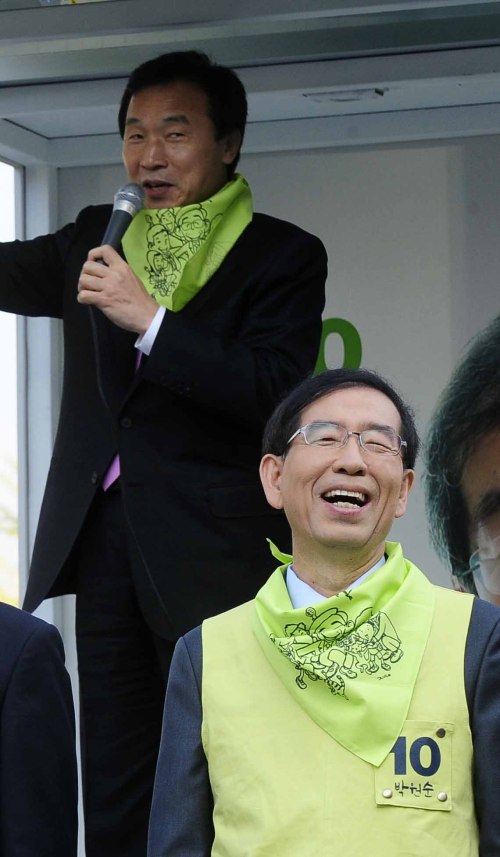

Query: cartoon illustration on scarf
(144, 205), (222, 298)
(271, 604), (403, 699)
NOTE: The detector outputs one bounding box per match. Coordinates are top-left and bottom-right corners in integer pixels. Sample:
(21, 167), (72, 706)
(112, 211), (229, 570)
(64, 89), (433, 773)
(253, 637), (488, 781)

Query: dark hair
(424, 314), (500, 588)
(118, 50), (247, 178)
(262, 368), (419, 469)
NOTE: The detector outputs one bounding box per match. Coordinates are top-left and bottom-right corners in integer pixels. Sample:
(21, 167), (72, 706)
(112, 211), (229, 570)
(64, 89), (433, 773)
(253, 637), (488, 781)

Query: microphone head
(112, 182), (145, 217)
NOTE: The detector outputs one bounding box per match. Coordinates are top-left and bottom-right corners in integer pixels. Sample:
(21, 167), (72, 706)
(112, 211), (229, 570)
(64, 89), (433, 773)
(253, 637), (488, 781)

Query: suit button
(91, 471), (99, 485)
(121, 417), (132, 428)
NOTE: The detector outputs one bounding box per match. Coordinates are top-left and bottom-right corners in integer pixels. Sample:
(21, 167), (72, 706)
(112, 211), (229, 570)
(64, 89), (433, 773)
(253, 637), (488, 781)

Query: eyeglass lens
(304, 422), (400, 454)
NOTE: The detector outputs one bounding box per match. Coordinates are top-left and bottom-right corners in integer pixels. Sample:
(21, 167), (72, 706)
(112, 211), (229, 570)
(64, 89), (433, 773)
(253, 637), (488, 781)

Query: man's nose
(331, 433), (367, 473)
(141, 138), (166, 168)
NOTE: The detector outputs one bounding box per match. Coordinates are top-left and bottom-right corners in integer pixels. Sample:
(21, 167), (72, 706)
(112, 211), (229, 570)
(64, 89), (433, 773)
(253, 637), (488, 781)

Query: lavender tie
(102, 350), (142, 491)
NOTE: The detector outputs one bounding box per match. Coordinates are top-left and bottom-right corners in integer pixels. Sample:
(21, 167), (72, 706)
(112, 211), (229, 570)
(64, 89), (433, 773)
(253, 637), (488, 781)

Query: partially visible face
(460, 430), (500, 603)
(260, 386), (414, 571)
(472, 514), (500, 604)
(122, 81), (240, 209)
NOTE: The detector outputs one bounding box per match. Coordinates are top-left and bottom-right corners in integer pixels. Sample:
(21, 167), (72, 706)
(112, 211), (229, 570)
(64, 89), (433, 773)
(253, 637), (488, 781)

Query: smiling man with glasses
(148, 367), (500, 857)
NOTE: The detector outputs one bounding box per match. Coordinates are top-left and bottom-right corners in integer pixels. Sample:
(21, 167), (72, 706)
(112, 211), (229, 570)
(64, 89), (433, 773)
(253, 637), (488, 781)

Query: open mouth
(322, 489), (367, 509)
(143, 180), (172, 191)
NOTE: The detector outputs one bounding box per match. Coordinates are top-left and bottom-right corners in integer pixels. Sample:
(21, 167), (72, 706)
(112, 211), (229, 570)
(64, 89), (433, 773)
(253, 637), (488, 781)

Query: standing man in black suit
(0, 601), (77, 856)
(0, 51), (326, 856)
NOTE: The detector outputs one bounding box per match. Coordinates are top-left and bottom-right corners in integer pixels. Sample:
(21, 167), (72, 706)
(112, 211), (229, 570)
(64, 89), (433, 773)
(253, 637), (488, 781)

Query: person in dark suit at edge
(0, 601), (77, 856)
(0, 51), (327, 856)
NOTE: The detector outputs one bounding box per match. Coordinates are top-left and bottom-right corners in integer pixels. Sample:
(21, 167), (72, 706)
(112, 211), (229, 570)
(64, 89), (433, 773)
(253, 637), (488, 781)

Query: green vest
(201, 582), (476, 857)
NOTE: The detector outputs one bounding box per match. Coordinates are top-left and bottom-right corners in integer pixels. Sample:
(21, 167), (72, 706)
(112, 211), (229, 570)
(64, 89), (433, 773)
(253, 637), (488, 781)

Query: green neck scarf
(252, 541), (435, 766)
(121, 173), (252, 311)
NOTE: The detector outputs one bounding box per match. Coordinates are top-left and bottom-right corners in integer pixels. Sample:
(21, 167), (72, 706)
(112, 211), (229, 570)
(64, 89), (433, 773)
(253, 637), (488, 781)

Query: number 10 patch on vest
(375, 721), (453, 811)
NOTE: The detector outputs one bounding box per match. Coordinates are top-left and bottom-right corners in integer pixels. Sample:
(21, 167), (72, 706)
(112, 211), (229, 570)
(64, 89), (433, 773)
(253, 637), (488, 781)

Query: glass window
(0, 161), (18, 605)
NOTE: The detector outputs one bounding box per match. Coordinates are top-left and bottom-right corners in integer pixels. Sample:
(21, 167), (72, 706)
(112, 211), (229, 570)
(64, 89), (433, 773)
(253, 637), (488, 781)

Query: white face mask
(470, 525), (500, 602)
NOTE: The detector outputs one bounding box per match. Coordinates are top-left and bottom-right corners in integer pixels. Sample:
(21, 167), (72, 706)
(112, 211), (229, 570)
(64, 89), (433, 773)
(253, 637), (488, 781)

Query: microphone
(101, 182), (145, 251)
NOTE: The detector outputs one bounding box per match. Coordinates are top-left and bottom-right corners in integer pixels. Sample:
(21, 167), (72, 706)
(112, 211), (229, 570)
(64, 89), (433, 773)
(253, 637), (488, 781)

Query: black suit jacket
(0, 603), (77, 856)
(0, 206), (326, 635)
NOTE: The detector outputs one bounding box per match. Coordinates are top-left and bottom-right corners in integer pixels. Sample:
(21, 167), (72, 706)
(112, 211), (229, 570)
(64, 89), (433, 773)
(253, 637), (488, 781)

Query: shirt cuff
(135, 305), (166, 355)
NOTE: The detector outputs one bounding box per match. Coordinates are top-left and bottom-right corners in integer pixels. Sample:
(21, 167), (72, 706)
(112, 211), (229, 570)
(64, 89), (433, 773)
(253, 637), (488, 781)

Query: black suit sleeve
(0, 619), (78, 857)
(0, 223), (76, 319)
(148, 627), (213, 857)
(465, 598), (500, 856)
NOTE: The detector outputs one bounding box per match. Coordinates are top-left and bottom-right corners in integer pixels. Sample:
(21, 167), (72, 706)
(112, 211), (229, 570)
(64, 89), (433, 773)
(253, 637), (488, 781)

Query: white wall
(58, 135), (500, 586)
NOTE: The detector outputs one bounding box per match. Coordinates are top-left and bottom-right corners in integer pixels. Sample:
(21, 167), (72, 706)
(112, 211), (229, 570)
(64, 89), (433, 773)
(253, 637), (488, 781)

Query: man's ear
(221, 130), (241, 166)
(394, 468), (415, 519)
(259, 454), (285, 510)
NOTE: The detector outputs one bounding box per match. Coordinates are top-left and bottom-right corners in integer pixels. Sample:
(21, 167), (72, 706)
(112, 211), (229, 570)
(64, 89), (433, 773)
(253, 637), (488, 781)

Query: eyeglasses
(286, 421), (407, 457)
(457, 535), (500, 601)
